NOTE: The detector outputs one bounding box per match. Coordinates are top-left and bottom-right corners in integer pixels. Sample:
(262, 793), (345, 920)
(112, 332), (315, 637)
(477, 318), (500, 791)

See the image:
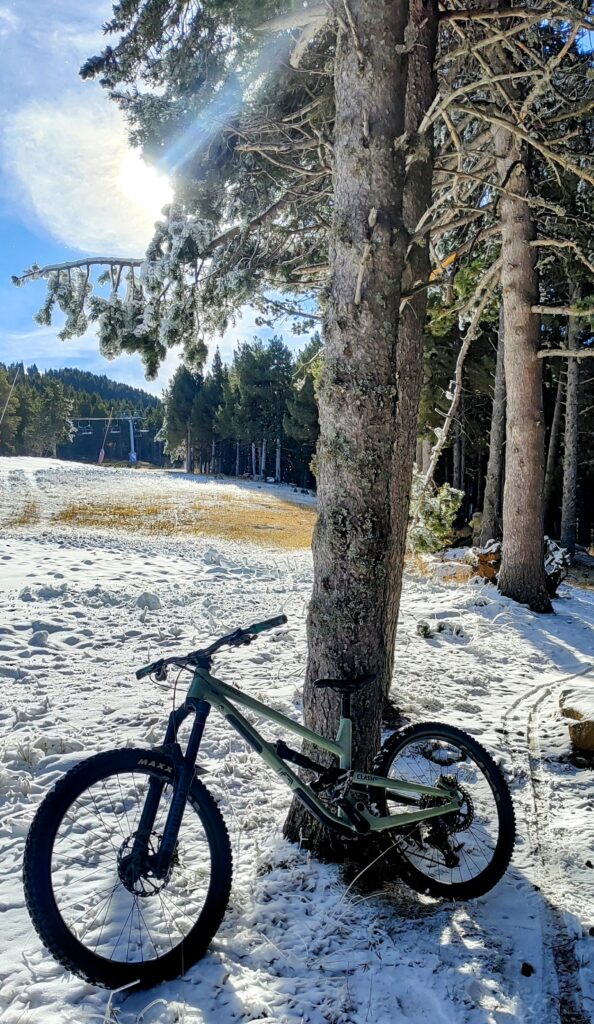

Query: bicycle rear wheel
(375, 723), (515, 899)
(23, 747), (232, 988)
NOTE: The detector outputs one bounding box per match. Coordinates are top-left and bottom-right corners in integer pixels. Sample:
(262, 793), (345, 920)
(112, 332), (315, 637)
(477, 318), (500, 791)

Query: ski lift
(110, 423), (121, 435)
(79, 422), (93, 436)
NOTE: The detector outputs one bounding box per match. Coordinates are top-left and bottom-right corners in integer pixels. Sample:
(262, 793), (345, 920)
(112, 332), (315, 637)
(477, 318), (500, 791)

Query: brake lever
(155, 665), (168, 682)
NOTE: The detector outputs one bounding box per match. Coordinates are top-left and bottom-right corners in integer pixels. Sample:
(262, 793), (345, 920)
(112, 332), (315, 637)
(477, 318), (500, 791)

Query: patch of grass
(11, 499), (40, 528)
(53, 495), (316, 550)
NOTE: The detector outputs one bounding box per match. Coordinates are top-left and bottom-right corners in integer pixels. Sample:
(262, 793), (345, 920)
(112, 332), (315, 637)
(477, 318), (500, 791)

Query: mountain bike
(24, 614), (515, 989)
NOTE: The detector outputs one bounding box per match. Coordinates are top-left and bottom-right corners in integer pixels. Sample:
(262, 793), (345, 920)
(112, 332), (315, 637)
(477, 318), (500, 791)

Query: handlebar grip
(136, 663), (156, 680)
(250, 614), (288, 634)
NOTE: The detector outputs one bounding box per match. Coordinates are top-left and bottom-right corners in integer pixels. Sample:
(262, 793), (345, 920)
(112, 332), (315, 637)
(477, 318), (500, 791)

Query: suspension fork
(131, 701), (211, 878)
(154, 700), (210, 876)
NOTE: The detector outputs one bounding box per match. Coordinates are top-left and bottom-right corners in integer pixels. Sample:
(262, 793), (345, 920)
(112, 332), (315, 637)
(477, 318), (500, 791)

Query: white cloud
(209, 305), (313, 369)
(0, 6), (18, 36)
(0, 325), (177, 397)
(3, 94), (172, 256)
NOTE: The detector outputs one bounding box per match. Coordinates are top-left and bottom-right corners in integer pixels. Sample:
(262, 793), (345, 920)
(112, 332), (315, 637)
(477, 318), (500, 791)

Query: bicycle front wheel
(375, 723), (515, 899)
(23, 747), (232, 988)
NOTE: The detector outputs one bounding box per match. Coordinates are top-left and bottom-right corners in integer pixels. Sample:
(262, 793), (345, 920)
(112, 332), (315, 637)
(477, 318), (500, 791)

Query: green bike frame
(177, 665), (461, 838)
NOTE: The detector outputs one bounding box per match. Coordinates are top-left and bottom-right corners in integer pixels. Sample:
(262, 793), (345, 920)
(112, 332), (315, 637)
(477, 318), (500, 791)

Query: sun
(117, 149), (173, 221)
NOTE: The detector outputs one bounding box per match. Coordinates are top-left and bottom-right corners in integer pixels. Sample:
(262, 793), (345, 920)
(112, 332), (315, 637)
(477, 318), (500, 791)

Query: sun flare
(117, 149), (173, 221)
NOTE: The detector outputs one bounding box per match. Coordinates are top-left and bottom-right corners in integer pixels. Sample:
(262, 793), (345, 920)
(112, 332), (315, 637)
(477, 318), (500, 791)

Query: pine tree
(0, 366), (21, 453)
(163, 366), (201, 471)
(38, 381), (75, 457)
(284, 336), (321, 485)
(232, 337), (293, 479)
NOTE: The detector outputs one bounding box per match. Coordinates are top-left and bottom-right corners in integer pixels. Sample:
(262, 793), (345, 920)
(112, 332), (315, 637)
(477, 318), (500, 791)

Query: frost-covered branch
(13, 257), (143, 286)
(422, 260), (501, 489)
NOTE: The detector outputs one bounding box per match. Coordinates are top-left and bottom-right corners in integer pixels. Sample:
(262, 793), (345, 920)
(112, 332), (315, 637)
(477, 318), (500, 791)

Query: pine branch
(13, 185), (310, 286)
(13, 257), (143, 285)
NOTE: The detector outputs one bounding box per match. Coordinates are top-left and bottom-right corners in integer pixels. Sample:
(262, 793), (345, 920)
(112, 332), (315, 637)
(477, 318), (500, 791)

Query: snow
(1, 457), (594, 1024)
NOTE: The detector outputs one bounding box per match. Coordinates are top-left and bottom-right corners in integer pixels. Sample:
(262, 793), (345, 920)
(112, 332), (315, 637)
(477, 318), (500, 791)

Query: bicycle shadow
(112, 834), (582, 1024)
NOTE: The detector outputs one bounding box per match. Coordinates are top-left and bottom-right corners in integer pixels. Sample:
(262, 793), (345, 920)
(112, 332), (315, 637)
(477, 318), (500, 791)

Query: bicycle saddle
(313, 673), (377, 694)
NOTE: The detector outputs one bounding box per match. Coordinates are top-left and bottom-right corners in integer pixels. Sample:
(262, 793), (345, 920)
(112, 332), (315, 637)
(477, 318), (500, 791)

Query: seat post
(341, 693), (351, 719)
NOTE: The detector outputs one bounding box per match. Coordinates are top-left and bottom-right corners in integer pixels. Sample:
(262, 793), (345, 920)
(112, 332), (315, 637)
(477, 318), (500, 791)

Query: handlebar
(135, 614), (288, 681)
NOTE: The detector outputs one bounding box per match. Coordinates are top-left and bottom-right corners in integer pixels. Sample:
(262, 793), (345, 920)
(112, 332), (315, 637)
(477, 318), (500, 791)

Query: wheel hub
(416, 777), (475, 867)
(117, 832), (172, 896)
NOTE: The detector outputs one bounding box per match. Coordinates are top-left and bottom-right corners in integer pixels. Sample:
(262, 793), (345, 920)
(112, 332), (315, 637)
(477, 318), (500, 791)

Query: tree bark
(453, 416), (462, 490)
(421, 439), (432, 474)
(284, 0), (411, 849)
(251, 441), (256, 478)
(560, 293), (581, 558)
(235, 440), (240, 477)
(544, 370), (564, 532)
(389, 0), (439, 634)
(275, 436), (281, 482)
(495, 138), (552, 612)
(185, 423), (193, 474)
(260, 438), (267, 479)
(476, 308), (506, 546)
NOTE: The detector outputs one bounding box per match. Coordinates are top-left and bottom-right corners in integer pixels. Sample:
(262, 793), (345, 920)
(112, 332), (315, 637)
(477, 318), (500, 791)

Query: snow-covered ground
(1, 457), (593, 1024)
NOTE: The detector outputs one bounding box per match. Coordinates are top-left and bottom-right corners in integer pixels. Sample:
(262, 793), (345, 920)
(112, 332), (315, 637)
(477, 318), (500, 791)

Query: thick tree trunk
(561, 296), (580, 558)
(389, 0), (439, 633)
(284, 0), (411, 849)
(544, 370), (564, 532)
(476, 309), (506, 546)
(495, 138), (551, 612)
(251, 441), (256, 477)
(235, 440), (240, 477)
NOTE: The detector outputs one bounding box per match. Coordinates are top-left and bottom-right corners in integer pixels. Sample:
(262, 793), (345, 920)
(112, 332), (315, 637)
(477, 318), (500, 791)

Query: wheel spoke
(49, 766), (212, 965)
(381, 727), (511, 893)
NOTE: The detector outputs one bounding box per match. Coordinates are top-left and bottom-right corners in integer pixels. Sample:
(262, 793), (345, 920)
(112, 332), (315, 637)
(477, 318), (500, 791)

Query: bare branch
(454, 104), (594, 188)
(537, 348), (594, 358)
(422, 261), (501, 488)
(533, 306), (594, 317)
(530, 238), (594, 277)
(255, 5), (328, 33)
(441, 5), (548, 20)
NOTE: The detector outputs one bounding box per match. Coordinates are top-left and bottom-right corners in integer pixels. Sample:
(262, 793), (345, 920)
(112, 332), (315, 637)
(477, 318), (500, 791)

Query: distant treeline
(0, 364), (164, 464)
(163, 336), (321, 489)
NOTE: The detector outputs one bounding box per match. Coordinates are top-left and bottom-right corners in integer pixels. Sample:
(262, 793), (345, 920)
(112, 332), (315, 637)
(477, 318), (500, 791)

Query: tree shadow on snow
(109, 836), (577, 1024)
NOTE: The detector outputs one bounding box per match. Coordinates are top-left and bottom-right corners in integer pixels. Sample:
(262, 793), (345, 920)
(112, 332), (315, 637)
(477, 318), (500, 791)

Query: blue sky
(0, 2), (307, 397)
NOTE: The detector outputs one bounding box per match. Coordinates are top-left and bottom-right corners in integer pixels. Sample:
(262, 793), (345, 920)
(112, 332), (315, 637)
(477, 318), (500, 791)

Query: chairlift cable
(0, 365), (20, 431)
(99, 410), (114, 462)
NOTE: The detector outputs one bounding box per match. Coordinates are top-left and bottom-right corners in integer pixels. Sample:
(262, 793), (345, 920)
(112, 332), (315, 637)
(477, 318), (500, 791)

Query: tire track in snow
(502, 666), (593, 1024)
